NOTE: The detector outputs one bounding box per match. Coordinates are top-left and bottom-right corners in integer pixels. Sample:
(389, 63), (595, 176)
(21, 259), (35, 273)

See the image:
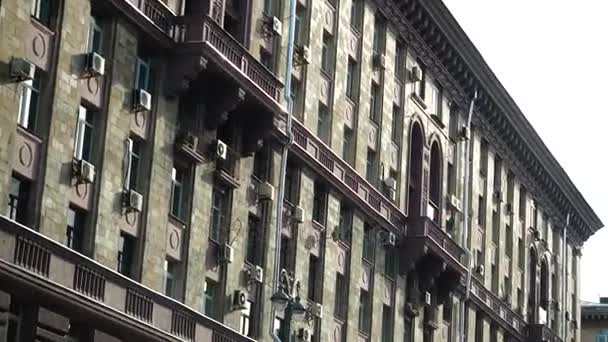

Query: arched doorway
(407, 123), (424, 218)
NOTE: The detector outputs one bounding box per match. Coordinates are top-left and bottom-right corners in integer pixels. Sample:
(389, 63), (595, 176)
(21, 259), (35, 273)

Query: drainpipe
(562, 213), (570, 339)
(269, 0), (297, 339)
(459, 90), (477, 342)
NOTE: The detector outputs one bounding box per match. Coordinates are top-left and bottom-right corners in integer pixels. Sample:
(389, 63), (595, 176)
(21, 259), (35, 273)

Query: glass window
(308, 255), (320, 302)
(366, 149), (378, 185)
(74, 106), (95, 163)
(382, 305), (393, 342)
(127, 138), (142, 191)
(294, 6), (306, 46)
(350, 0), (361, 30)
(66, 206), (86, 252)
(385, 248), (397, 278)
(478, 195), (486, 228)
(346, 59), (357, 99)
(317, 103), (331, 144)
(31, 0), (52, 27)
(170, 166), (186, 219)
(334, 273), (348, 319)
(391, 106), (401, 143)
(17, 68), (41, 130)
(240, 300), (252, 336)
(449, 106), (459, 140)
(260, 48), (274, 72)
(312, 182), (327, 225)
(415, 61), (426, 99)
(337, 204), (353, 243)
(263, 0), (273, 15)
(210, 187), (228, 242)
(369, 83), (380, 123)
(246, 215), (260, 264)
(284, 162), (299, 204)
(519, 186), (527, 220)
(372, 16), (385, 53)
(7, 176), (30, 225)
(118, 232), (136, 278)
(204, 279), (220, 320)
(164, 258), (178, 299)
(358, 289), (371, 333)
(363, 223), (375, 262)
(87, 17), (103, 53)
(428, 81), (442, 118)
(342, 127), (354, 166)
(321, 33), (332, 73)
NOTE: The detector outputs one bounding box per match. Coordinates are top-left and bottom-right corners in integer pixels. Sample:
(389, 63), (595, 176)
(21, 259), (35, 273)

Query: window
(338, 204), (353, 242)
(596, 331), (608, 342)
(87, 16), (103, 53)
(358, 289), (371, 333)
(246, 215), (260, 264)
(350, 0), (362, 30)
(385, 248), (397, 278)
(308, 255), (321, 302)
(117, 232), (136, 278)
(342, 127), (355, 166)
(317, 103), (331, 144)
(253, 147), (269, 181)
(279, 237), (293, 273)
(17, 68), (41, 130)
(135, 57), (152, 91)
(321, 33), (332, 73)
(204, 279), (220, 320)
(294, 6), (306, 46)
(284, 162), (299, 204)
(7, 176), (30, 225)
(366, 149), (378, 185)
(335, 273), (348, 319)
(518, 236), (525, 268)
(428, 81), (442, 118)
(66, 206), (86, 252)
(260, 48), (274, 72)
(506, 224), (513, 256)
(210, 187), (228, 242)
(369, 83), (380, 123)
(164, 258), (179, 299)
(240, 300), (252, 336)
(170, 166), (187, 220)
(415, 62), (426, 99)
(492, 210), (499, 243)
(290, 76), (303, 119)
(382, 305), (393, 342)
(447, 162), (456, 195)
(126, 137), (142, 191)
(480, 139), (489, 177)
(363, 223), (375, 262)
(519, 186), (527, 220)
(312, 182), (327, 225)
(395, 43), (405, 79)
(372, 16), (385, 53)
(74, 106), (95, 163)
(449, 106), (459, 140)
(494, 156), (503, 192)
(478, 195), (486, 228)
(429, 143), (442, 211)
(391, 106), (401, 143)
(263, 0), (273, 15)
(31, 0), (53, 27)
(346, 59), (357, 99)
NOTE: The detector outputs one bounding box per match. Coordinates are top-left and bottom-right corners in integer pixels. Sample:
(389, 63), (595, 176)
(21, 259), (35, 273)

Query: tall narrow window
(240, 300), (252, 336)
(449, 106), (459, 140)
(74, 105), (95, 163)
(135, 57), (152, 92)
(284, 162), (299, 204)
(447, 162), (456, 195)
(391, 106), (401, 143)
(204, 279), (220, 320)
(362, 223), (375, 262)
(395, 42), (405, 79)
(334, 273), (348, 319)
(164, 258), (179, 299)
(170, 166), (187, 220)
(366, 149), (378, 185)
(478, 195), (486, 228)
(321, 33), (331, 74)
(415, 61), (426, 99)
(210, 187), (228, 242)
(7, 176), (30, 225)
(245, 215), (260, 264)
(31, 0), (53, 27)
(372, 15), (385, 54)
(308, 255), (321, 302)
(118, 232), (136, 278)
(260, 48), (274, 72)
(480, 139), (489, 177)
(346, 59), (357, 99)
(385, 248), (397, 278)
(294, 6), (306, 46)
(126, 137), (142, 191)
(17, 68), (41, 130)
(428, 80), (442, 119)
(317, 103), (331, 144)
(87, 16), (103, 53)
(290, 76), (303, 119)
(66, 206), (86, 252)
(358, 289), (372, 334)
(382, 305), (393, 342)
(519, 186), (527, 221)
(312, 182), (327, 226)
(429, 143), (442, 223)
(369, 82), (380, 123)
(350, 0), (362, 30)
(338, 204), (353, 243)
(342, 127), (355, 166)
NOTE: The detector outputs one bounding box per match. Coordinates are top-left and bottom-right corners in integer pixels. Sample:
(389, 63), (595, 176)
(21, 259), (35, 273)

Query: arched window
(429, 142), (442, 223)
(407, 123), (424, 218)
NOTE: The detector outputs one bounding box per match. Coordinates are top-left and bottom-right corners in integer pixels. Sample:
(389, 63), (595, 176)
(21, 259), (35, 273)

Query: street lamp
(271, 269), (308, 340)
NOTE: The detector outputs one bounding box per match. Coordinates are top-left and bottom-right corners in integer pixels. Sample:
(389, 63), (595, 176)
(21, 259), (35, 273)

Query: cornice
(374, 0), (603, 243)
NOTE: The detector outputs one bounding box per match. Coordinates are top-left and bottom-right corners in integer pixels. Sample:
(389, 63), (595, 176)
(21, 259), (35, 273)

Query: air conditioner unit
(423, 291), (432, 306)
(252, 265), (264, 283)
(382, 232), (396, 247)
(301, 46), (311, 65)
(85, 52), (105, 77)
(448, 194), (462, 212)
(256, 181), (275, 201)
(76, 159), (96, 183)
(493, 190), (503, 202)
(373, 53), (386, 69)
(266, 16), (282, 36)
(125, 189), (144, 212)
(292, 205), (304, 224)
(297, 328), (311, 342)
(220, 243), (234, 263)
(10, 58), (35, 81)
(475, 264), (485, 276)
(311, 303), (323, 318)
(233, 290), (248, 310)
(133, 88), (152, 112)
(215, 139), (228, 160)
(410, 66), (423, 82)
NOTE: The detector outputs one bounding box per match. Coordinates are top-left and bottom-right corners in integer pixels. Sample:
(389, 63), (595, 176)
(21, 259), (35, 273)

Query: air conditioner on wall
(373, 53), (387, 69)
(133, 88), (152, 112)
(10, 58), (35, 81)
(256, 181), (275, 201)
(292, 205), (305, 224)
(85, 52), (105, 77)
(233, 290), (248, 310)
(297, 328), (310, 342)
(125, 189), (144, 212)
(220, 243), (234, 263)
(301, 46), (311, 65)
(76, 159), (96, 184)
(410, 66), (423, 82)
(215, 139), (228, 160)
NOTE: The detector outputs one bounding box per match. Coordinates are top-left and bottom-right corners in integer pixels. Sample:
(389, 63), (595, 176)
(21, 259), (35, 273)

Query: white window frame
(73, 106), (94, 162)
(87, 17), (103, 54)
(239, 300), (252, 336)
(134, 58), (151, 91)
(170, 167), (184, 219)
(17, 67), (38, 129)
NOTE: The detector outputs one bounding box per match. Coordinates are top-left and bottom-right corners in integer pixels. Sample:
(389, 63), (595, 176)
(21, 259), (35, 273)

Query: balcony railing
(407, 216), (465, 267)
(527, 324), (562, 342)
(175, 15), (282, 103)
(0, 215), (256, 342)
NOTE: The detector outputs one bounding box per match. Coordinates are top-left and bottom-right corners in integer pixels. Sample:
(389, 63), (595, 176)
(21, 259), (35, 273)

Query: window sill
(411, 93), (427, 110)
(168, 213), (187, 227)
(312, 220), (326, 232)
(430, 114), (445, 129)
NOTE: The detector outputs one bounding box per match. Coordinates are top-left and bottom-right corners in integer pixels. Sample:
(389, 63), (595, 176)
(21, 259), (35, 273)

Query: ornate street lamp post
(270, 269), (307, 341)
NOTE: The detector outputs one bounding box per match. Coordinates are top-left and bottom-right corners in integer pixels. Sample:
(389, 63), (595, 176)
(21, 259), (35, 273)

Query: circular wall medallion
(345, 106), (352, 123)
(350, 38), (357, 53)
(325, 11), (333, 27)
(32, 33), (46, 58)
(75, 182), (89, 198)
(134, 111), (146, 128)
(169, 228), (180, 250)
(87, 77), (100, 95)
(384, 284), (390, 301)
(125, 210), (138, 225)
(362, 271), (368, 286)
(337, 250), (345, 267)
(333, 326), (341, 341)
(18, 143), (33, 167)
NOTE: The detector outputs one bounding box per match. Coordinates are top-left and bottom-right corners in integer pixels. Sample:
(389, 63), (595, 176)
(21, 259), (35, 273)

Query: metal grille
(14, 236), (50, 277)
(74, 264), (106, 301)
(125, 288), (153, 323)
(171, 310), (195, 341)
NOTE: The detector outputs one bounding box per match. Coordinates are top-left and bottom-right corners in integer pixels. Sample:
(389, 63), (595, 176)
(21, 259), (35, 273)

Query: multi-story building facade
(0, 0), (602, 341)
(582, 299), (608, 342)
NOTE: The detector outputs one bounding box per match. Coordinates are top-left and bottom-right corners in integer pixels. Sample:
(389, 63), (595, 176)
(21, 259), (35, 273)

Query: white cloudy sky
(442, 0), (608, 302)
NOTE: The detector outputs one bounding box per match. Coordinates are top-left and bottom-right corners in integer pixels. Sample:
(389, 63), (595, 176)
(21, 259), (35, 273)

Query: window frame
(87, 16), (103, 54)
(74, 105), (95, 163)
(17, 68), (41, 130)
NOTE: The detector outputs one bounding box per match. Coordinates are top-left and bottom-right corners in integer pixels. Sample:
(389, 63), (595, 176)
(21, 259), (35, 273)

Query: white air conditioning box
(272, 16), (283, 36)
(78, 159), (96, 183)
(133, 88), (152, 112)
(448, 194), (462, 212)
(384, 177), (397, 190)
(302, 46), (311, 65)
(233, 290), (248, 310)
(424, 291), (432, 306)
(292, 205), (304, 224)
(373, 53), (386, 69)
(411, 66), (423, 82)
(127, 189), (144, 212)
(85, 52), (105, 77)
(216, 139), (228, 160)
(312, 303), (323, 318)
(220, 243), (234, 263)
(297, 328), (310, 342)
(256, 181), (275, 201)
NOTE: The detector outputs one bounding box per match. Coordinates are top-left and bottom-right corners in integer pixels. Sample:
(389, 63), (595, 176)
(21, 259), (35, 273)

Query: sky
(441, 0), (608, 302)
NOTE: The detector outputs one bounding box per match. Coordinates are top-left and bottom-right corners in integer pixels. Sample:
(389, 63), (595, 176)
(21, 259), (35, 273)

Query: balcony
(104, 0), (176, 45)
(0, 215), (255, 342)
(174, 15), (284, 116)
(527, 324), (562, 342)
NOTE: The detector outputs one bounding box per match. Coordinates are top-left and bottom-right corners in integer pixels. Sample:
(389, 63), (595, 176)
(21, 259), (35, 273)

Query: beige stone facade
(0, 0), (602, 341)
